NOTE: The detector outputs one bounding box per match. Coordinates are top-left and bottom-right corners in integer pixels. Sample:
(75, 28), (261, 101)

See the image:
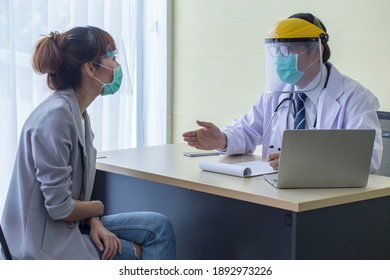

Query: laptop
(264, 129), (375, 189)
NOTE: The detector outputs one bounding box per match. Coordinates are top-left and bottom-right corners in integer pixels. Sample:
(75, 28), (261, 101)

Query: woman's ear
(83, 62), (97, 79)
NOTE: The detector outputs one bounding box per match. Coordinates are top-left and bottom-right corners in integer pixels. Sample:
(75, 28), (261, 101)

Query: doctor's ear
(317, 44), (325, 61)
(310, 45), (323, 61)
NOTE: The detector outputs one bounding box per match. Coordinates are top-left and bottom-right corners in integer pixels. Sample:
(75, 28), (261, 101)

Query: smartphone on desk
(183, 150), (220, 157)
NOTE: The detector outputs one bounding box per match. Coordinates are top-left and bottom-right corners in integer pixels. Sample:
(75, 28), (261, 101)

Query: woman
(1, 26), (176, 260)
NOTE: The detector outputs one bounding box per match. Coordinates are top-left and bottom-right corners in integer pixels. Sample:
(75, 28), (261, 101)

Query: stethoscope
(263, 63), (332, 151)
(262, 95), (296, 151)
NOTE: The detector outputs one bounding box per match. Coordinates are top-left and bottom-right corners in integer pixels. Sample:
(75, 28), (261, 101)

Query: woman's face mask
(94, 63), (123, 96)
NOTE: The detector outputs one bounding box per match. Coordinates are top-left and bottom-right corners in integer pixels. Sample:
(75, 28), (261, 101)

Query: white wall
(171, 0), (390, 144)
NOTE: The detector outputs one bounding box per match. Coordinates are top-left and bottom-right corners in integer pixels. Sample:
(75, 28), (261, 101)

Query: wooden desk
(93, 143), (390, 259)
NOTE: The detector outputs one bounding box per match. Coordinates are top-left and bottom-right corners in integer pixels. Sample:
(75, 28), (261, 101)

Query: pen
(96, 156), (107, 159)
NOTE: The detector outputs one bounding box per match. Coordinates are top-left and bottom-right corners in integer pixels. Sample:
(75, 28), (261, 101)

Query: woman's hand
(267, 152), (280, 170)
(89, 217), (122, 260)
(182, 120), (227, 150)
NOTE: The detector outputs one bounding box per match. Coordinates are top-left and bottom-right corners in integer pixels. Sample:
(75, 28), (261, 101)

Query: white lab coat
(222, 63), (382, 173)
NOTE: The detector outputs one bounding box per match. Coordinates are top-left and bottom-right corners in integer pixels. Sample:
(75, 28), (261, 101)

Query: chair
(0, 224), (12, 260)
(377, 111), (390, 176)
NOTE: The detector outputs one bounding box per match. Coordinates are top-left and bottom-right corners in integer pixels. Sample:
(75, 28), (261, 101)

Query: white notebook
(199, 160), (276, 178)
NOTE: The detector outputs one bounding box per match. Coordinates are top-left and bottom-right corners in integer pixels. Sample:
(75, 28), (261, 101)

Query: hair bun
(49, 31), (65, 47)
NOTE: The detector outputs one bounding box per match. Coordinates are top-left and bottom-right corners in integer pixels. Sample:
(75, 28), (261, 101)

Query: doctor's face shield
(264, 18), (328, 94)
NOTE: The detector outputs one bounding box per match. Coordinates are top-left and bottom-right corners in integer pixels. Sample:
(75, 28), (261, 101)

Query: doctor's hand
(267, 152), (280, 170)
(183, 120), (227, 150)
(89, 217), (122, 260)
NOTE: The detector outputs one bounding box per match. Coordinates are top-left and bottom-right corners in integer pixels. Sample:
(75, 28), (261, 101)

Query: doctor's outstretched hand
(183, 120), (227, 150)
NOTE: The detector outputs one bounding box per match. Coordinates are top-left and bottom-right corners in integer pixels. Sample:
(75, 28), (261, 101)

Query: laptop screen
(266, 129), (375, 189)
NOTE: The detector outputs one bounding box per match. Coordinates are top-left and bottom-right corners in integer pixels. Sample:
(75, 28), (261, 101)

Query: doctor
(183, 13), (382, 173)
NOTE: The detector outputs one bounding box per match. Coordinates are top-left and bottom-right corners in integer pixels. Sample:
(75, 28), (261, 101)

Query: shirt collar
(295, 64), (328, 104)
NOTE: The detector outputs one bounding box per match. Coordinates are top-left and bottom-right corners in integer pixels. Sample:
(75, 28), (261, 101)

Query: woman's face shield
(264, 39), (323, 94)
(99, 40), (133, 96)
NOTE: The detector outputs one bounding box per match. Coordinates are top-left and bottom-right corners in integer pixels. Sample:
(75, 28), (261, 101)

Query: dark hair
(288, 13), (331, 63)
(32, 26), (116, 90)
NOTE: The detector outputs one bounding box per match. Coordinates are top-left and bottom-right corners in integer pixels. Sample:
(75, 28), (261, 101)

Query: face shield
(99, 39), (133, 96)
(264, 38), (323, 94)
(263, 17), (328, 94)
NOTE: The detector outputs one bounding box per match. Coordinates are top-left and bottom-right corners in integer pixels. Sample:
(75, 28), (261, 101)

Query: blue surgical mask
(274, 54), (304, 85)
(94, 64), (123, 96)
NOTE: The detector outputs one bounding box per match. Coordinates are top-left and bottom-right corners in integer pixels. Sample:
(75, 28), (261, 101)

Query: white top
(80, 116), (85, 140)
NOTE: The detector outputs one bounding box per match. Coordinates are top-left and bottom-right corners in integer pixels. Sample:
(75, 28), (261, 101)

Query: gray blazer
(1, 89), (99, 259)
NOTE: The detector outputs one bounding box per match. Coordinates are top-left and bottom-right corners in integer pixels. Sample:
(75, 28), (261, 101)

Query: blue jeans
(85, 212), (176, 260)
